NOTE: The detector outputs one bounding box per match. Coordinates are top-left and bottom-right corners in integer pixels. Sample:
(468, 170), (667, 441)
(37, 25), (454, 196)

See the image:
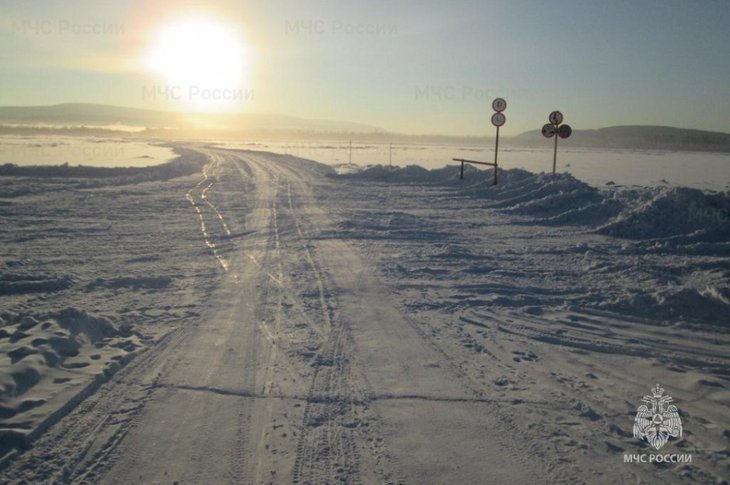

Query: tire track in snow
(280, 179), (365, 485)
(227, 156), (358, 483)
(228, 158), (324, 338)
(185, 155), (230, 271)
(238, 153), (392, 484)
(200, 177), (232, 238)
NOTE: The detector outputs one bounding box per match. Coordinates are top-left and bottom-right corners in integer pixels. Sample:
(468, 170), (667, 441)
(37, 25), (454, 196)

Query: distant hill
(0, 103), (383, 135)
(2, 104), (729, 152)
(513, 125), (730, 152)
(0, 103), (178, 127)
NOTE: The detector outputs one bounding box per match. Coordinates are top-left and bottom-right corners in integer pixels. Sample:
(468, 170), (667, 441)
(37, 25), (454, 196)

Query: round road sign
(492, 98), (507, 112)
(491, 112), (506, 127)
(549, 110), (563, 125)
(558, 124), (572, 139)
(542, 123), (556, 138)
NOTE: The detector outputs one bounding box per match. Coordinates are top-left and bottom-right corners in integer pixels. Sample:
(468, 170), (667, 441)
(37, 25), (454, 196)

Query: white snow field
(0, 145), (728, 484)
(0, 136), (177, 168)
(222, 141), (730, 191)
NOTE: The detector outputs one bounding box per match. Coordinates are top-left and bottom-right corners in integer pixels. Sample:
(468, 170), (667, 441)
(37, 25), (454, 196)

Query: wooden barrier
(452, 158), (498, 185)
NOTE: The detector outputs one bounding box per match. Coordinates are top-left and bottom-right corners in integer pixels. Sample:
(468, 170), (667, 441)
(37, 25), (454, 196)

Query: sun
(144, 16), (249, 111)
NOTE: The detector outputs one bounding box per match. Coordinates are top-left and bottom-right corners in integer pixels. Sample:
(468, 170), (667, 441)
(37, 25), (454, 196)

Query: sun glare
(145, 16), (249, 111)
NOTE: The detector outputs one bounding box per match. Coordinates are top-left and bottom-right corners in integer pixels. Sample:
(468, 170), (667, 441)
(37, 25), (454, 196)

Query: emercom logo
(633, 384), (682, 450)
(624, 384), (692, 464)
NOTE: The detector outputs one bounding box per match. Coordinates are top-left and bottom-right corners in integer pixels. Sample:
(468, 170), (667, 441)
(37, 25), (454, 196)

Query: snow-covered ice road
(3, 148), (729, 484)
(1, 149), (546, 483)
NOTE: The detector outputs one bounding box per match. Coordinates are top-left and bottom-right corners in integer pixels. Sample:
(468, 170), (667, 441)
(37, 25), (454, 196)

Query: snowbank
(344, 164), (479, 185)
(86, 275), (172, 290)
(0, 307), (140, 449)
(340, 165), (730, 244)
(0, 147), (207, 191)
(0, 273), (73, 295)
(598, 186), (730, 242)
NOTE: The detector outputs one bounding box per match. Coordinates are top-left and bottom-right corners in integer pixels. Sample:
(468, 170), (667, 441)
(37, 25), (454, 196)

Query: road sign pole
(490, 98), (506, 186)
(543, 111), (570, 174)
(457, 98), (505, 185)
(494, 125), (500, 185)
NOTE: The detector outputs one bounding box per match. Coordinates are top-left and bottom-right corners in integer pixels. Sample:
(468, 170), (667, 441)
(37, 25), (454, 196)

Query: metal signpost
(542, 110), (572, 173)
(453, 98), (505, 186)
(491, 97), (506, 185)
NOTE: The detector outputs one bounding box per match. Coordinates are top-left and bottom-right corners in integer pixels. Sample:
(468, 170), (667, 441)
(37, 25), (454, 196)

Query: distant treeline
(3, 124), (730, 153)
(0, 124), (486, 145)
(0, 125), (142, 137)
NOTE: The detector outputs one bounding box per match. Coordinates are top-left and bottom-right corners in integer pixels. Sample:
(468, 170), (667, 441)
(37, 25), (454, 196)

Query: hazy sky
(1, 0), (728, 136)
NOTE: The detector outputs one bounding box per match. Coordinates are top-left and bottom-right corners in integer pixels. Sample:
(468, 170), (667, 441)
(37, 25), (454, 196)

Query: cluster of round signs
(491, 98), (506, 127)
(491, 100), (571, 141)
(542, 111), (572, 139)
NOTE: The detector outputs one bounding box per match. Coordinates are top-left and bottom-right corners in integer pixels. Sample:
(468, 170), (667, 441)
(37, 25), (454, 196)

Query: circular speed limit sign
(491, 112), (506, 127)
(549, 110), (563, 125)
(492, 98), (507, 112)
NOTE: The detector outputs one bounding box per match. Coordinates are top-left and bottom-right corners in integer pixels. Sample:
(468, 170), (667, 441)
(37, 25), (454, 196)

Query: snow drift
(342, 164), (730, 245)
(0, 307), (141, 455)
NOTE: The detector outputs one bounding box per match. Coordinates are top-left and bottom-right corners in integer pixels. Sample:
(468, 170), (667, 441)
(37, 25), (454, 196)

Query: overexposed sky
(0, 0), (728, 136)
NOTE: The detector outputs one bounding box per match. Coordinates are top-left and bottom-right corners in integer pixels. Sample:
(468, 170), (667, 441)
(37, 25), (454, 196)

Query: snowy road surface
(2, 148), (728, 484)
